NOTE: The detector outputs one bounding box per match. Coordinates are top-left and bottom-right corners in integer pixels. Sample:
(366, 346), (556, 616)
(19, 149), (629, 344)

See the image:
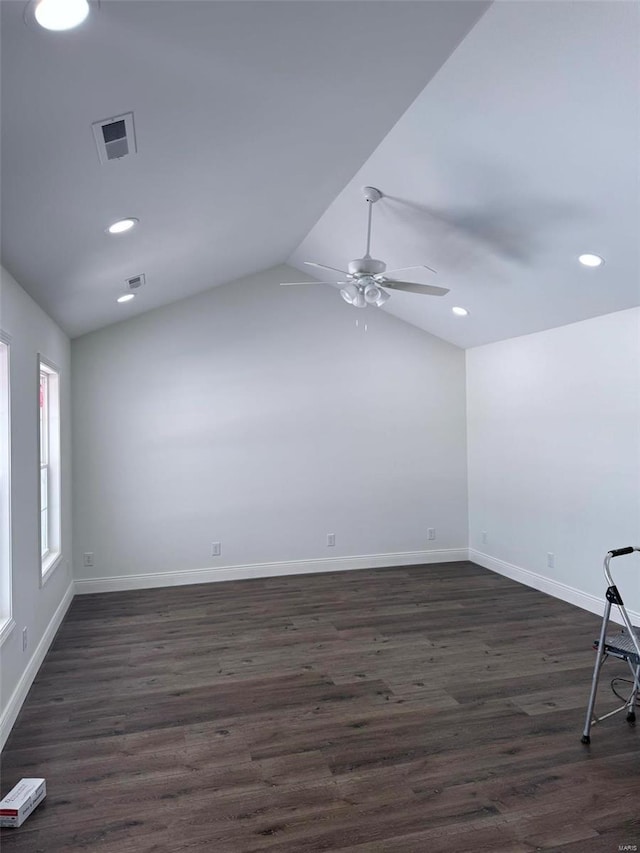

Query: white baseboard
(74, 548), (469, 594)
(0, 581), (75, 751)
(469, 549), (640, 625)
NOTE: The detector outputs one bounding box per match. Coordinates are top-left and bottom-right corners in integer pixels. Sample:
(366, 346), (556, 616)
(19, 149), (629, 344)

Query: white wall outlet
(83, 552), (94, 567)
(22, 627), (28, 652)
(481, 531), (488, 545)
(327, 533), (336, 547)
(427, 528), (436, 541)
(211, 541), (221, 557)
(547, 552), (555, 569)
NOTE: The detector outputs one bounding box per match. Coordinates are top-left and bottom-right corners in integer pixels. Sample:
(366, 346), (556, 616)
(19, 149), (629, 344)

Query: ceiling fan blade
(383, 280), (450, 296)
(304, 261), (349, 275)
(382, 264), (438, 276)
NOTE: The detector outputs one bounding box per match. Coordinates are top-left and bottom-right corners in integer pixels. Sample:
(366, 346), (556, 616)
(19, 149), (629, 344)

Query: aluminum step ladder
(581, 546), (640, 744)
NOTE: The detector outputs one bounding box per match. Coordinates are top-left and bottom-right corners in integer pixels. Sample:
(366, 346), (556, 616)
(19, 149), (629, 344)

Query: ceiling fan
(282, 186), (449, 308)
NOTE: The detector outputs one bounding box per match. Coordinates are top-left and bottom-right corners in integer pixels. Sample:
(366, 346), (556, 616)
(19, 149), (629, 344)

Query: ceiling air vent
(126, 273), (145, 291)
(92, 112), (137, 164)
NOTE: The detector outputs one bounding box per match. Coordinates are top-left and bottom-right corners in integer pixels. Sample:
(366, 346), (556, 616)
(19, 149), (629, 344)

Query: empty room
(0, 1), (639, 851)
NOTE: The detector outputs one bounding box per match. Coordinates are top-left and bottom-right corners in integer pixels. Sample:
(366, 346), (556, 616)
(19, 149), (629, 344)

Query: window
(0, 334), (13, 641)
(38, 358), (61, 582)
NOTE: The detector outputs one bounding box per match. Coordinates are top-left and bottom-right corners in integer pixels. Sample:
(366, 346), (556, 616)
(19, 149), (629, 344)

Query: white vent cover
(126, 273), (145, 291)
(92, 112), (137, 164)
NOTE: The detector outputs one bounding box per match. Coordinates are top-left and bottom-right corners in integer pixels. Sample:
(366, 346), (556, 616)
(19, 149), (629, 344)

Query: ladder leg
(626, 663), (639, 725)
(581, 601), (612, 744)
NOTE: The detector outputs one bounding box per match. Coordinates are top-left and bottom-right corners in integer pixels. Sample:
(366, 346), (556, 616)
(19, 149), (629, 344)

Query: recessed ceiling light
(578, 253), (604, 267)
(34, 0), (89, 31)
(116, 294), (135, 304)
(452, 306), (469, 317)
(108, 218), (138, 235)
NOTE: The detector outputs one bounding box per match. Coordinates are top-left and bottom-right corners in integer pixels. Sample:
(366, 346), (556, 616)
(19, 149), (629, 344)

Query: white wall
(467, 307), (640, 616)
(72, 265), (468, 589)
(0, 267), (73, 747)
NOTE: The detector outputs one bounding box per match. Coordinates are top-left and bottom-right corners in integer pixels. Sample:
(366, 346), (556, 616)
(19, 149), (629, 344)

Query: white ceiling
(0, 0), (487, 338)
(290, 1), (640, 348)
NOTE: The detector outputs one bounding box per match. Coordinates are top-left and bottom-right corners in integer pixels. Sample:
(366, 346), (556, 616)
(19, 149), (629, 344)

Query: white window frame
(38, 356), (62, 585)
(0, 332), (14, 644)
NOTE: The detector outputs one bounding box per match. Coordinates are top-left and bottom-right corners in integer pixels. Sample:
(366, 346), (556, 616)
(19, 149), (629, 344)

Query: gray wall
(72, 265), (469, 588)
(0, 267), (73, 745)
(467, 307), (640, 614)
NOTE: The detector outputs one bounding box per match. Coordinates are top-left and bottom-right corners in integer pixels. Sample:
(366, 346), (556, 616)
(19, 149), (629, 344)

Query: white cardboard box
(0, 778), (46, 827)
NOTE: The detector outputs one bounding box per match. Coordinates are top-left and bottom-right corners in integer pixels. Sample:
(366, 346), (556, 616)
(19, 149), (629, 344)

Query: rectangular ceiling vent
(92, 112), (137, 164)
(126, 273), (145, 291)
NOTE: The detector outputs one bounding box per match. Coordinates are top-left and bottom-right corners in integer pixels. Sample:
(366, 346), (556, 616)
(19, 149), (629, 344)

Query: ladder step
(595, 629), (640, 665)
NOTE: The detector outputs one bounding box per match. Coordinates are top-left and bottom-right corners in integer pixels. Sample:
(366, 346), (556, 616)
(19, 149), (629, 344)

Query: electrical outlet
(22, 627), (28, 652)
(211, 541), (221, 557)
(83, 552), (94, 567)
(327, 533), (336, 547)
(481, 531), (488, 545)
(547, 552), (555, 569)
(427, 528), (436, 541)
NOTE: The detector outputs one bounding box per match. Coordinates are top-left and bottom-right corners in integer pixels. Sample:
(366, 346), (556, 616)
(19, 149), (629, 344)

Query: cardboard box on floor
(0, 779), (46, 828)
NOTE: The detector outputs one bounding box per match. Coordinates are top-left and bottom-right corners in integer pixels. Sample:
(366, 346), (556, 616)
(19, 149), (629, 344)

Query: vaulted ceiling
(1, 1), (638, 347)
(0, 0), (487, 338)
(289, 0), (640, 348)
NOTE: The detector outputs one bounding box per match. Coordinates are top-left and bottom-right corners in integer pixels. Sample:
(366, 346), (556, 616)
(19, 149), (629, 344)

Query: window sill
(0, 617), (16, 647)
(41, 551), (63, 587)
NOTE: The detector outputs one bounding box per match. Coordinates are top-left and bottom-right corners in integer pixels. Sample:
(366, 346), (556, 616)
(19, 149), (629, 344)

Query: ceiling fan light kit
(340, 282), (359, 305)
(282, 186), (450, 309)
(363, 281), (382, 304)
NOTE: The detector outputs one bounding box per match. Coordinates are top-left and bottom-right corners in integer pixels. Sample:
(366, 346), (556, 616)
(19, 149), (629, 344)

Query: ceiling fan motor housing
(348, 257), (386, 277)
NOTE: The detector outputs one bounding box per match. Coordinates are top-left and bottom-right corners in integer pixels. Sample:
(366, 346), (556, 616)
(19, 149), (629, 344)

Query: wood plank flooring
(1, 561), (638, 852)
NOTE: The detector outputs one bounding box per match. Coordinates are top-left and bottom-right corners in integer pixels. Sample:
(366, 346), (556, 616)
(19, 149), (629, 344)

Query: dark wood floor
(1, 561), (638, 852)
